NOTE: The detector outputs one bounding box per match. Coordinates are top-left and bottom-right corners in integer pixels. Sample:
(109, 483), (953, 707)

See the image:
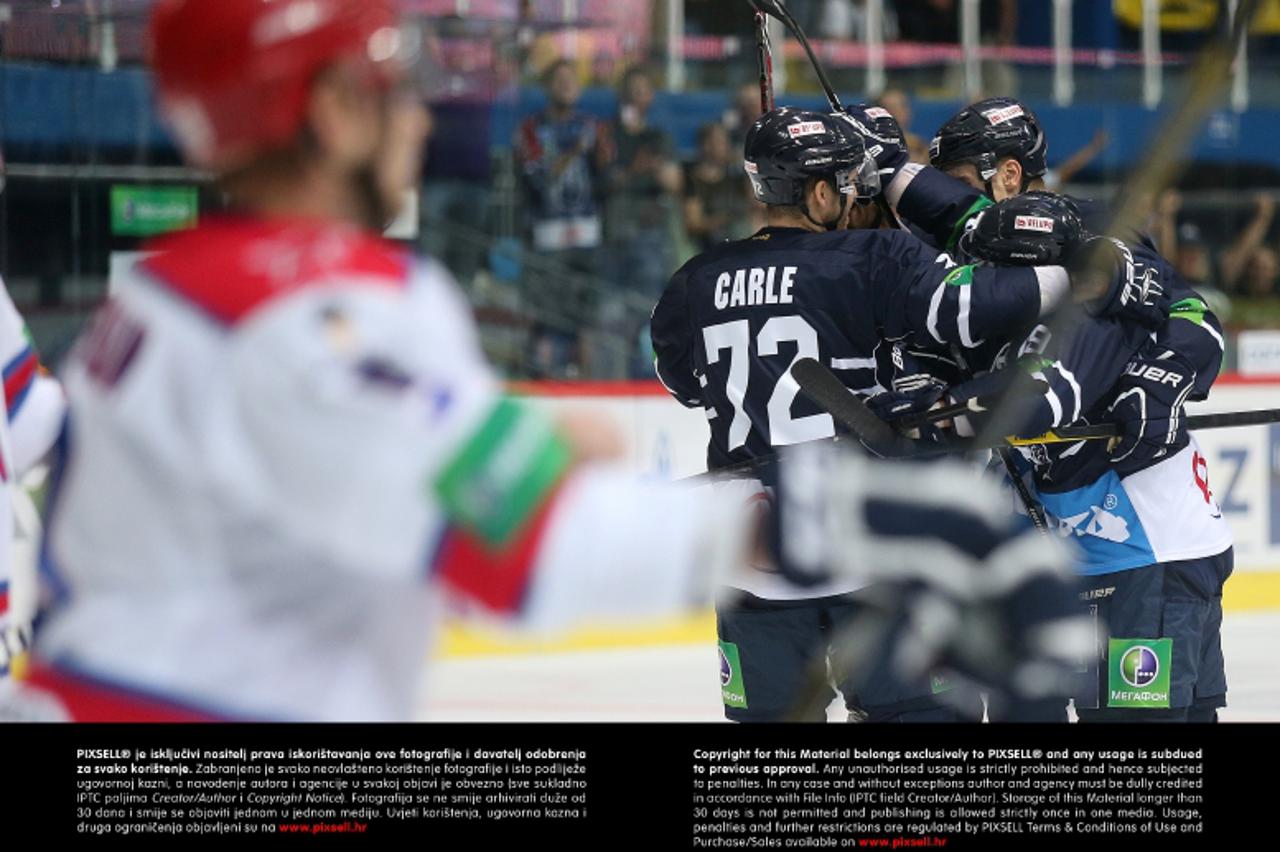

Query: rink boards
(508, 376), (1280, 622)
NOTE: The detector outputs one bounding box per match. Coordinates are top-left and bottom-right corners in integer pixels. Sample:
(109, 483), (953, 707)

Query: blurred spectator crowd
(506, 64), (768, 379)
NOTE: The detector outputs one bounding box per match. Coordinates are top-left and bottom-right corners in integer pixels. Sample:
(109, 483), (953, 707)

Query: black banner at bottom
(3, 723), (1275, 848)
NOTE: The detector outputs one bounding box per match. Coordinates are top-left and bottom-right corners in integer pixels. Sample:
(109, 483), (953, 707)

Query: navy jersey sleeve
(651, 262), (704, 408)
(885, 163), (994, 252)
(948, 314), (1153, 438)
(868, 231), (1068, 351)
(1145, 286), (1225, 401)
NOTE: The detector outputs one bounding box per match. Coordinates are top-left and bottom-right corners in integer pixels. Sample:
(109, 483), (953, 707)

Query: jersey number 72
(703, 316), (835, 451)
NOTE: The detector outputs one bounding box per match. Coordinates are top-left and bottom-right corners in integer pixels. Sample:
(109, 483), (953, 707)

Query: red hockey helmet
(150, 0), (403, 170)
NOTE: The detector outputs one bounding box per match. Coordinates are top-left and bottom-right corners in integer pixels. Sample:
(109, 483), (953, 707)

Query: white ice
(420, 611), (1280, 722)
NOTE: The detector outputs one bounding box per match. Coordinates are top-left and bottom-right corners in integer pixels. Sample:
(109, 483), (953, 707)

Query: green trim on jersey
(1169, 297), (1208, 326)
(434, 398), (572, 546)
(943, 264), (977, 287)
(944, 196), (994, 252)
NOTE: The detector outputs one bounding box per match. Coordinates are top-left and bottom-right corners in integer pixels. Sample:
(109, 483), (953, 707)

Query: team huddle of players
(653, 97), (1233, 723)
(0, 0), (1231, 724)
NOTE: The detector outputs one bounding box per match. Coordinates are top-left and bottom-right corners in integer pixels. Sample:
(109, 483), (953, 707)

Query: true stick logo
(1107, 638), (1172, 708)
(718, 642), (748, 709)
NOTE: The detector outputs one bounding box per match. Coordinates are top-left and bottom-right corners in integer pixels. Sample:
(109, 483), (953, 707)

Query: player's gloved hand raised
(837, 104), (908, 181)
(1067, 236), (1170, 328)
(1107, 349), (1197, 475)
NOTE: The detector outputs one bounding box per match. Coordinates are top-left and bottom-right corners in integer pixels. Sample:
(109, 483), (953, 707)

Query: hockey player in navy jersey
(885, 191), (1234, 723)
(651, 108), (1091, 723)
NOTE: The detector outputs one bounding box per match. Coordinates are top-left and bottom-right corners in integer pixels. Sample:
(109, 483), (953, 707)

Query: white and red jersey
(0, 275), (64, 679)
(25, 217), (742, 721)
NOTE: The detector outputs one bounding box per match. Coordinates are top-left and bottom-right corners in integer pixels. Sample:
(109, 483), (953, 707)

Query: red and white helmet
(150, 0), (403, 170)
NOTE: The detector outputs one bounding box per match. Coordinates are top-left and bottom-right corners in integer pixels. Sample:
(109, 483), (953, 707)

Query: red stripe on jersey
(4, 350), (37, 413)
(435, 482), (564, 614)
(0, 587), (8, 617)
(22, 665), (223, 723)
(142, 217), (409, 325)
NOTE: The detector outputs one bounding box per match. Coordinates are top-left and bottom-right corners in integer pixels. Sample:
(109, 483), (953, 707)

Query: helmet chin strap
(800, 179), (852, 232)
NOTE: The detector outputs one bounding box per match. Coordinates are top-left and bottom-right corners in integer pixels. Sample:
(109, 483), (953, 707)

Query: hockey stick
(972, 0), (1263, 451)
(745, 0), (907, 232)
(782, 2), (1265, 724)
(754, 10), (776, 113)
(1012, 407), (1280, 445)
(747, 0), (843, 111)
(794, 356), (1280, 453)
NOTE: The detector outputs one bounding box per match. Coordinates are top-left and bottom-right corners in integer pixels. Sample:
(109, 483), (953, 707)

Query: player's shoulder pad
(142, 217), (410, 325)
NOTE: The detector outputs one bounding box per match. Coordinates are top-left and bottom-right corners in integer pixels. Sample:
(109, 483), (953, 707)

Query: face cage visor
(833, 153), (881, 205)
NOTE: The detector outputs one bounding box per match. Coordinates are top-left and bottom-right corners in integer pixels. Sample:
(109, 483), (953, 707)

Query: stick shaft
(749, 0), (843, 111)
(754, 11), (775, 112)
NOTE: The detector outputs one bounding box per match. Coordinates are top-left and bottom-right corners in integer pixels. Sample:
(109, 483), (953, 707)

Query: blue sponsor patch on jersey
(1037, 470), (1157, 574)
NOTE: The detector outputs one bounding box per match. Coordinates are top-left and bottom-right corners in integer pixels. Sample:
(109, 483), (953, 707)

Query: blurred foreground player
(9, 2), (1091, 725)
(0, 151), (66, 682)
(13, 0), (784, 722)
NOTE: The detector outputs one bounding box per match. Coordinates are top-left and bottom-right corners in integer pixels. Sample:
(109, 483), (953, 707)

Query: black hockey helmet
(957, 191), (1084, 266)
(838, 103), (905, 156)
(744, 107), (880, 208)
(930, 97), (1048, 184)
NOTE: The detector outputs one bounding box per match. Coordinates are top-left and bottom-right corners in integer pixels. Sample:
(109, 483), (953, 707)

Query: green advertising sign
(1107, 638), (1172, 709)
(111, 186), (199, 236)
(718, 641), (748, 709)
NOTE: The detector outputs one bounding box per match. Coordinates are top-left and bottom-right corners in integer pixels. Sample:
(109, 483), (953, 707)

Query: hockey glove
(1107, 349), (1197, 475)
(1068, 236), (1169, 328)
(864, 373), (947, 423)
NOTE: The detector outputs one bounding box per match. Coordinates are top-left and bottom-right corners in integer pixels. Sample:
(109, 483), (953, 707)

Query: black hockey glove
(864, 373), (947, 423)
(767, 442), (1090, 707)
(1107, 349), (1197, 476)
(1068, 236), (1169, 328)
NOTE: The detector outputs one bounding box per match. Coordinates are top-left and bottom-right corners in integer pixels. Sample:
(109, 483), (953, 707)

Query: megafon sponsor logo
(1120, 645), (1160, 689)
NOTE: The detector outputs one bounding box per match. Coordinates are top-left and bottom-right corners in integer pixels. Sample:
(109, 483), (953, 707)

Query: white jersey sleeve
(33, 220), (745, 720)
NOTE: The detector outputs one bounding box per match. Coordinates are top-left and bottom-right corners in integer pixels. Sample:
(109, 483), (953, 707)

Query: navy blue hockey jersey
(651, 226), (1068, 470)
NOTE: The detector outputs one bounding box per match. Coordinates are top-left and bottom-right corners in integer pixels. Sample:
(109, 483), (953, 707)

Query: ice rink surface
(421, 611), (1280, 722)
